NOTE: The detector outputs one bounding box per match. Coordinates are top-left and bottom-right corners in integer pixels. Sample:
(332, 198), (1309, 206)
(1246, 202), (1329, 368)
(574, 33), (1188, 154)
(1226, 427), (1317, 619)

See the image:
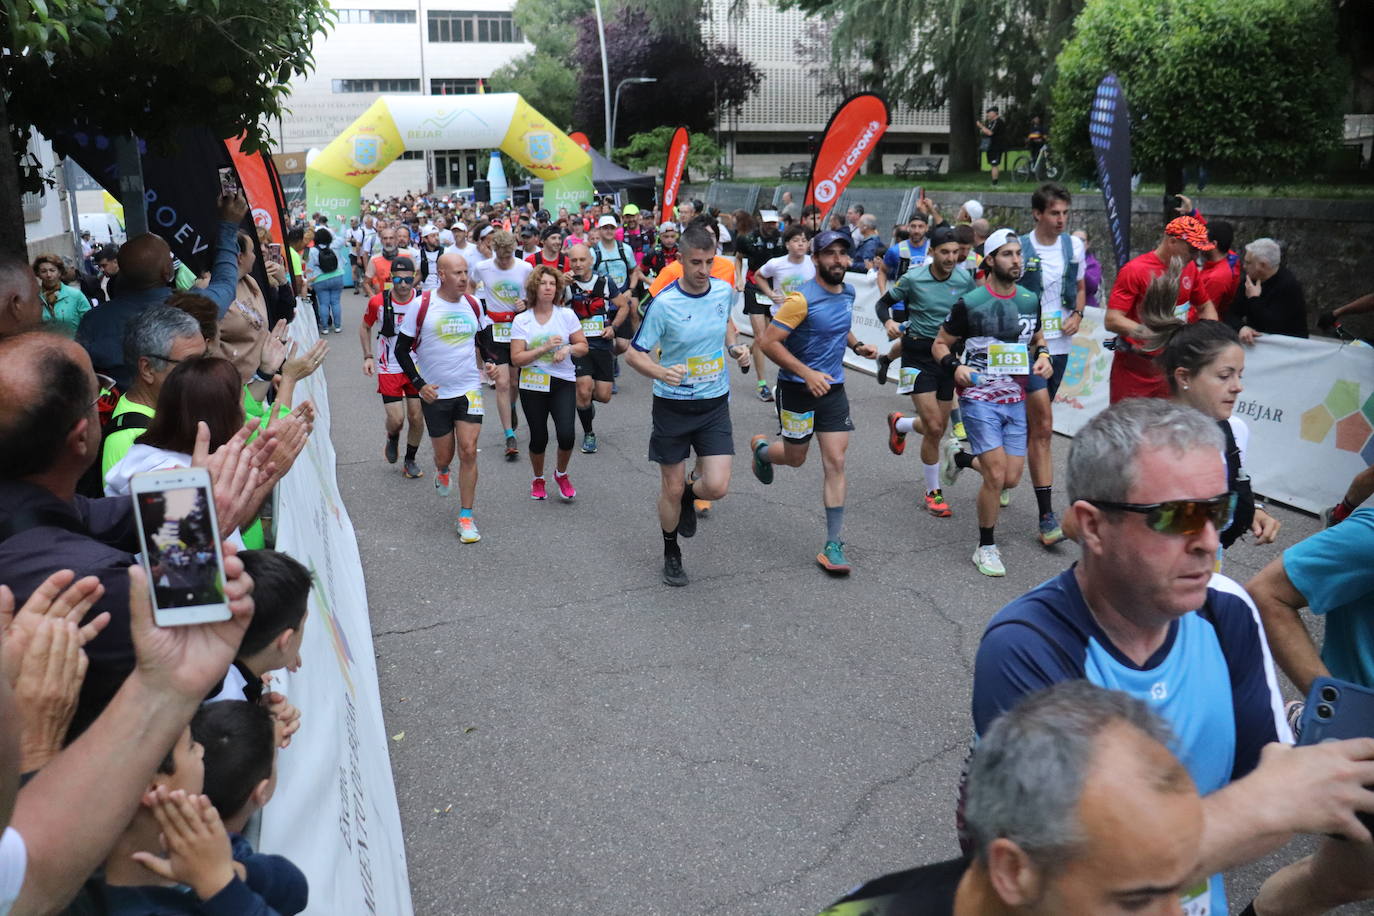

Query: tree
(487, 0), (593, 130)
(613, 126), (722, 181)
(2, 0), (332, 256)
(570, 6), (761, 149)
(1052, 0), (1344, 199)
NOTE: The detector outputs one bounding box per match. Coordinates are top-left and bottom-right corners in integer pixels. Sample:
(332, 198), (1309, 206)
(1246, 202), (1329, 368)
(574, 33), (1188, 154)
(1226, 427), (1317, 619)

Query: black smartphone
(1297, 677), (1374, 834)
(218, 166), (240, 197)
(1171, 193), (1185, 210)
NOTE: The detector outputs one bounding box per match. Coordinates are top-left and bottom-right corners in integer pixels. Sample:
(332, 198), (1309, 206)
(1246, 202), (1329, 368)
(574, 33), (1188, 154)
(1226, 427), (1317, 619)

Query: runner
(565, 243), (630, 454)
(415, 224), (446, 292)
(1016, 182), (1085, 546)
(393, 253), (498, 544)
(363, 227), (414, 298)
(359, 256), (427, 478)
(470, 230), (535, 461)
(642, 223), (681, 278)
(626, 223), (751, 587)
(932, 229), (1052, 577)
(591, 213), (643, 351)
(734, 209), (788, 402)
(753, 225), (815, 314)
(874, 225), (974, 518)
(748, 230), (878, 574)
(511, 266), (588, 502)
(876, 212), (931, 295)
(526, 226), (569, 272)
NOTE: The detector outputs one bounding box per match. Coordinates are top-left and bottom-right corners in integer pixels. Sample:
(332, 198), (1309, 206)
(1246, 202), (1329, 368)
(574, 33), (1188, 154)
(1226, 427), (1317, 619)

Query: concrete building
(276, 1), (531, 198)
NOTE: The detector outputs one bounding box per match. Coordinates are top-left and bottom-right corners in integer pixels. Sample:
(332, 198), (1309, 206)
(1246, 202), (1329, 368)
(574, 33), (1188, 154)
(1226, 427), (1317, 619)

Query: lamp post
(592, 0), (612, 158)
(609, 77), (658, 160)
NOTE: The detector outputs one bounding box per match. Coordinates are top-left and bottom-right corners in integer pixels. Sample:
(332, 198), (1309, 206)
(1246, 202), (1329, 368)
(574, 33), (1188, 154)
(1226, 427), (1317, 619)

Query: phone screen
(218, 166), (240, 197)
(267, 243), (284, 265)
(132, 470), (229, 627)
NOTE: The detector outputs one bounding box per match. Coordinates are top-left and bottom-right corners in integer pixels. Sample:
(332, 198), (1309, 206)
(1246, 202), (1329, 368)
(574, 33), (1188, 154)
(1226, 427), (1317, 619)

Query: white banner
(734, 276), (1374, 515)
(258, 306), (414, 916)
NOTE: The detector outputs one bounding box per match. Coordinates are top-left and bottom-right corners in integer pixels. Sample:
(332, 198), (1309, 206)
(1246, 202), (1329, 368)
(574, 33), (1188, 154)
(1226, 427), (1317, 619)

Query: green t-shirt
(890, 263), (975, 340)
(942, 283), (1042, 404)
(101, 396), (156, 480)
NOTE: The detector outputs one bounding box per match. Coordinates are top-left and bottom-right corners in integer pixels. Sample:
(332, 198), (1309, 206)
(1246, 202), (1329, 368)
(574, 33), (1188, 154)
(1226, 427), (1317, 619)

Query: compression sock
(1333, 498), (1356, 522)
(387, 432), (400, 444)
(950, 406), (964, 426)
(503, 427), (515, 439)
(460, 507), (473, 519)
(1034, 485), (1054, 517)
(979, 526), (996, 547)
(578, 405), (596, 435)
(923, 463), (941, 493)
(955, 451), (976, 470)
(895, 417), (918, 435)
(405, 444), (419, 461)
(826, 506), (845, 543)
(662, 529), (680, 557)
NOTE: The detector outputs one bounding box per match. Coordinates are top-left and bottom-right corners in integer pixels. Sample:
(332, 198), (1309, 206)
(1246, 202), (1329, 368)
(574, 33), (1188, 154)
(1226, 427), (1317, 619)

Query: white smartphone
(130, 467), (231, 627)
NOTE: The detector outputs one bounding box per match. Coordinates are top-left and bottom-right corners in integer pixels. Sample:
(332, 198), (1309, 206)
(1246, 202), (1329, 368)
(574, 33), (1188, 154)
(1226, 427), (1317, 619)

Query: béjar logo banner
(804, 94), (890, 211)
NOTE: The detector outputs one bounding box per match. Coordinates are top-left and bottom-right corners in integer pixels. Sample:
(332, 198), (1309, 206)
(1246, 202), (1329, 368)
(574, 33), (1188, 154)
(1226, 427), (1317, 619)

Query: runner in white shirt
(754, 225), (817, 315)
(511, 266), (588, 502)
(471, 231), (535, 460)
(394, 252), (498, 544)
(415, 224), (447, 292)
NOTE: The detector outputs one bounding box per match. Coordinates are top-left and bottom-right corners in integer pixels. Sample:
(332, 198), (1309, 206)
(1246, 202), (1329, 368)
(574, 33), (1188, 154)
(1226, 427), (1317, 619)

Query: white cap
(421, 224), (439, 236)
(983, 228), (1019, 257)
(478, 224), (496, 239)
(961, 199), (984, 221)
(597, 214), (618, 228)
(658, 221), (677, 233)
(759, 209), (779, 222)
(454, 221), (468, 232)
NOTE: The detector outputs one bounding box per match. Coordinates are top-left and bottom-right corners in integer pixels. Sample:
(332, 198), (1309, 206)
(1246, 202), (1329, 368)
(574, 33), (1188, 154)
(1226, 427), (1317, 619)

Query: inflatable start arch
(307, 93), (595, 222)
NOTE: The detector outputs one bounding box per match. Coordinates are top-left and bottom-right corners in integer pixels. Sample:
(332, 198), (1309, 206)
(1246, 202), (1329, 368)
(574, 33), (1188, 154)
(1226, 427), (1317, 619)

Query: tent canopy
(586, 148), (655, 192)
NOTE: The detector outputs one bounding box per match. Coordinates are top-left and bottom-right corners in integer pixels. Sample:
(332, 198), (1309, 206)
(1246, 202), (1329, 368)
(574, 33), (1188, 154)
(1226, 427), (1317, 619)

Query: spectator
(190, 702), (291, 840)
(778, 190), (801, 224)
(0, 258), (43, 339)
(975, 106), (1007, 185)
(76, 194), (246, 391)
(306, 227), (346, 334)
(1071, 229), (1102, 309)
(209, 549), (309, 717)
(849, 214), (883, 273)
(167, 290), (222, 348)
(81, 246), (122, 306)
(32, 253), (91, 337)
(1196, 220), (1241, 319)
(1228, 237), (1308, 342)
(845, 203), (865, 246)
(824, 681), (1205, 913)
(219, 230), (275, 386)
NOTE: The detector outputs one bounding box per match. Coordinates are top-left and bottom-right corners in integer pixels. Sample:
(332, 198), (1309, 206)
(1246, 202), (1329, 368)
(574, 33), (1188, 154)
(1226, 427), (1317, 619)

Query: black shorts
(774, 380), (854, 444)
(489, 341), (512, 366)
(575, 348), (615, 382)
(986, 150), (1003, 166)
(420, 394), (483, 437)
(648, 394), (734, 465)
(612, 310), (634, 339)
(742, 289), (772, 316)
(900, 336), (955, 401)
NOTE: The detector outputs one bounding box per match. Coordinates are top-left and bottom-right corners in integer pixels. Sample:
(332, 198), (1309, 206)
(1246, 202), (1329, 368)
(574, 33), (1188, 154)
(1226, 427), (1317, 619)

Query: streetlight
(609, 77), (658, 160)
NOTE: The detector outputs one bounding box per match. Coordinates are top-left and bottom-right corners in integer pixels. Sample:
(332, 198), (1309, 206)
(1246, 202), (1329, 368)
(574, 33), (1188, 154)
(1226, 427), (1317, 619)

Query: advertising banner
(226, 136), (288, 251)
(1089, 74), (1133, 271)
(262, 309), (415, 916)
(803, 94), (890, 216)
(661, 127), (690, 221)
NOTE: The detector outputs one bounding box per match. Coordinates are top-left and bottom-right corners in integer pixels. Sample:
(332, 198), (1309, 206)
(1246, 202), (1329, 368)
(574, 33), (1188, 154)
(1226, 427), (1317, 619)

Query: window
(398, 151), (425, 160)
(734, 140), (810, 155)
(335, 9), (416, 24)
(431, 78), (481, 95)
(428, 10), (522, 43)
(331, 78), (421, 93)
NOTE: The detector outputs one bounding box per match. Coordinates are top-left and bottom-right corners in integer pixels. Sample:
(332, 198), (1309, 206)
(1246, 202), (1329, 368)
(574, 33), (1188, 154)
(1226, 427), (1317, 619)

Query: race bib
(1179, 882), (1210, 916)
(580, 316), (605, 336)
(1042, 311), (1063, 339)
(686, 350), (725, 386)
(986, 342), (1030, 376)
(780, 408), (815, 439)
(896, 366), (920, 395)
(518, 367), (551, 392)
(492, 322), (512, 343)
(464, 389), (485, 416)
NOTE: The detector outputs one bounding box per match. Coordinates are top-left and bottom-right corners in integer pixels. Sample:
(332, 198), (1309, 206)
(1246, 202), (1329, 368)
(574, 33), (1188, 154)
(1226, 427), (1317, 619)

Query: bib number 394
(519, 367), (551, 392)
(780, 408), (815, 439)
(986, 342), (1030, 376)
(686, 350), (725, 386)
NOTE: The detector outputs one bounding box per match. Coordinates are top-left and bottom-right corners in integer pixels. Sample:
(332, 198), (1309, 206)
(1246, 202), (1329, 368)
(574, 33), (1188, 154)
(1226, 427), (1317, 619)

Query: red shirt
(526, 251), (570, 271)
(1196, 254), (1240, 319)
(1106, 251), (1207, 402)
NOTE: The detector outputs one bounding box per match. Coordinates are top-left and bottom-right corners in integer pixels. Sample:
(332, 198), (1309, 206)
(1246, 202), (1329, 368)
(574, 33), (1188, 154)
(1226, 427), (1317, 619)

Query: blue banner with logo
(1088, 74), (1132, 270)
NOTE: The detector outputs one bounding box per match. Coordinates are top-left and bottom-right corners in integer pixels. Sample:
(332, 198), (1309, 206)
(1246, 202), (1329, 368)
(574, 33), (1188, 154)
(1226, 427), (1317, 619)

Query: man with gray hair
(0, 257), (42, 338)
(1228, 237), (1309, 342)
(971, 397), (1374, 915)
(848, 214), (883, 274)
(821, 680), (1206, 913)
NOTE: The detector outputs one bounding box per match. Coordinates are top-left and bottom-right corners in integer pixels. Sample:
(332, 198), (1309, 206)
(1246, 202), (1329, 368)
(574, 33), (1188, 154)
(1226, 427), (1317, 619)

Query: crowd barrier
(733, 272), (1374, 515)
(258, 306), (414, 915)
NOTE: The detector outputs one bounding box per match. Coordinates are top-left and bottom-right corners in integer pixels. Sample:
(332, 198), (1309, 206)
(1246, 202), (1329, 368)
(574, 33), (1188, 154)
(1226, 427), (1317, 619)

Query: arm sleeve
(393, 333), (424, 388)
(202, 221), (245, 317)
(875, 289), (905, 323)
(942, 299), (971, 339)
(771, 292), (809, 331)
(971, 618), (1085, 736)
(1283, 509), (1374, 614)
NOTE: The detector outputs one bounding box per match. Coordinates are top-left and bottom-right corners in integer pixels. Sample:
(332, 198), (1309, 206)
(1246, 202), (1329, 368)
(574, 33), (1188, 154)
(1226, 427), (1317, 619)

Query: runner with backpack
(360, 256), (427, 479)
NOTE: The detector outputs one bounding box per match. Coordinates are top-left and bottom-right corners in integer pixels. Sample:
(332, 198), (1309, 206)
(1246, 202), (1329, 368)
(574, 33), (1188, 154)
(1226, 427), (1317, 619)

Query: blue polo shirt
(1283, 507), (1374, 687)
(771, 278), (854, 385)
(632, 277), (736, 400)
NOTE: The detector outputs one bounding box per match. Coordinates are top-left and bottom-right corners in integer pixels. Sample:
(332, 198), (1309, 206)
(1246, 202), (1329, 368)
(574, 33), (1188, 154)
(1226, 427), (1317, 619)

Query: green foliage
(488, 46), (580, 131)
(614, 126), (721, 177)
(4, 0), (333, 191)
(1052, 0), (1344, 180)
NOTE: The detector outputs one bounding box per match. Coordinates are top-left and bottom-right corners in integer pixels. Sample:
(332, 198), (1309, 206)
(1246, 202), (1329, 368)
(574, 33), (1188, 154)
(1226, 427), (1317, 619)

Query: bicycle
(1012, 142), (1062, 183)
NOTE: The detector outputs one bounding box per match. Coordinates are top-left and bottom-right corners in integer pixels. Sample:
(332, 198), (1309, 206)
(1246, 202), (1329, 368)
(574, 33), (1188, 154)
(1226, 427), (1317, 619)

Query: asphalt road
(320, 289), (1364, 916)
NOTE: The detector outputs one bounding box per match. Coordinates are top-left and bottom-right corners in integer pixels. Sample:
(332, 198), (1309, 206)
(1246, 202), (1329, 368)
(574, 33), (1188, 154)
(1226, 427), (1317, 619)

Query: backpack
(593, 242), (634, 283)
(1018, 234), (1078, 312)
(317, 245), (338, 274)
(411, 290), (483, 350)
(419, 246), (445, 283)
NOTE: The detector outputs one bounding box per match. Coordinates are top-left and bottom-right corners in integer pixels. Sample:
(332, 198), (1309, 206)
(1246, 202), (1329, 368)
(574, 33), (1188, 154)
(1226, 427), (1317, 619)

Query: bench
(893, 156), (944, 178)
(779, 161), (810, 179)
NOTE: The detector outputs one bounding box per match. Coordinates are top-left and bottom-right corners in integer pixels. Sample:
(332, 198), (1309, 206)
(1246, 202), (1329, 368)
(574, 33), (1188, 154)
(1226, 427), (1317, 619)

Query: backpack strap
(106, 411), (151, 436)
(412, 290), (433, 350)
(1059, 233), (1079, 311)
(379, 289), (395, 338)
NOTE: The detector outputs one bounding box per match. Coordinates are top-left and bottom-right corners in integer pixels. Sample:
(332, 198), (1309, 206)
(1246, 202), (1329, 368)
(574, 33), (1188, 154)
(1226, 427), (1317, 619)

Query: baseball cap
(910, 211), (930, 224)
(983, 228), (1020, 257)
(928, 225), (958, 248)
(421, 224), (439, 236)
(759, 209), (780, 222)
(454, 221), (468, 232)
(622, 204), (640, 215)
(597, 214), (618, 228)
(658, 221), (677, 233)
(811, 229), (853, 254)
(1165, 216), (1215, 251)
(961, 199), (984, 221)
(390, 256), (416, 272)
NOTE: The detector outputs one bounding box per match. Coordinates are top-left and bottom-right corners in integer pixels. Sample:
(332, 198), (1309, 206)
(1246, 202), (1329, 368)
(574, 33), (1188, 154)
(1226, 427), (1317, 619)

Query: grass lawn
(833, 170), (1374, 199)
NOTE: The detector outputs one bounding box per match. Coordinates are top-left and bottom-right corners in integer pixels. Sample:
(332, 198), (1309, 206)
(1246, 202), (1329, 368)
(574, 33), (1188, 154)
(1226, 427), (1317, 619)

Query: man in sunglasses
(969, 397), (1374, 916)
(360, 256), (427, 479)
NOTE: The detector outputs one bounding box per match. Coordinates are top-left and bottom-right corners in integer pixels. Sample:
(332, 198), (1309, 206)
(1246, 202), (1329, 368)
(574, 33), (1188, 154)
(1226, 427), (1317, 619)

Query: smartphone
(1171, 193), (1185, 210)
(130, 468), (230, 627)
(267, 242), (284, 265)
(1297, 676), (1374, 833)
(218, 166), (240, 197)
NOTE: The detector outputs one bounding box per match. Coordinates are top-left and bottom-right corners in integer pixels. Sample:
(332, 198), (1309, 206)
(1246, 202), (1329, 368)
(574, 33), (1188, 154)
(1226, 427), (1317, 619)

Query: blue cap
(810, 229), (853, 254)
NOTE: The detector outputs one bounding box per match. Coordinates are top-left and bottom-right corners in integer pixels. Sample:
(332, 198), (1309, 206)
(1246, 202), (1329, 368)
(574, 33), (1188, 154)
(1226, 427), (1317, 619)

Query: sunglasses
(1087, 492), (1236, 536)
(88, 373), (117, 409)
(391, 275), (415, 284)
